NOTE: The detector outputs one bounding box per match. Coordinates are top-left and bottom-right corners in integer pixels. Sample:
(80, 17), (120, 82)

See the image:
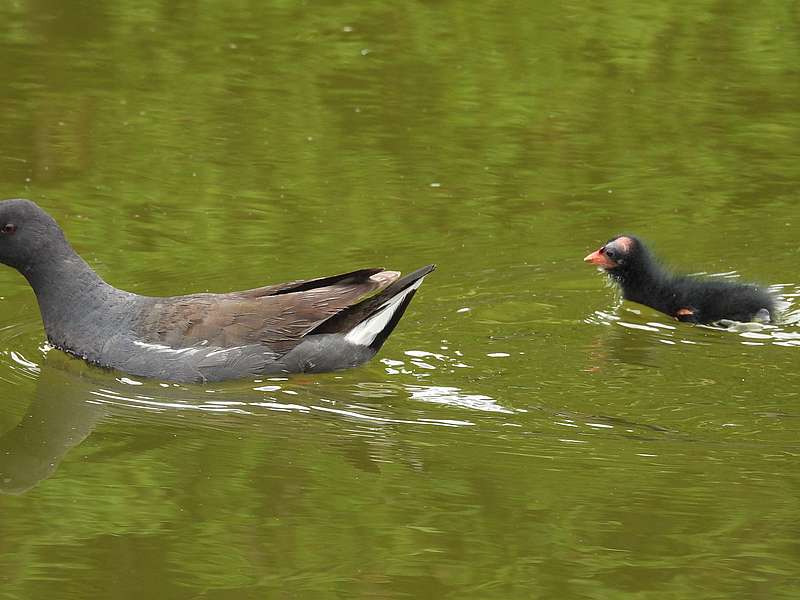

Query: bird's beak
(583, 248), (615, 268)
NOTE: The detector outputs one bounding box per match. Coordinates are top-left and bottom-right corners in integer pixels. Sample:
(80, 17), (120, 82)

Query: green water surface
(1, 2), (800, 598)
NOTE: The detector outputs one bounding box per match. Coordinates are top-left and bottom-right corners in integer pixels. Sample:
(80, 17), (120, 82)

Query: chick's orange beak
(583, 248), (616, 268)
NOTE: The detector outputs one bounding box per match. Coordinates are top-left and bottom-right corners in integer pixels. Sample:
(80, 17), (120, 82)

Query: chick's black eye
(605, 248), (615, 259)
(1, 223), (16, 235)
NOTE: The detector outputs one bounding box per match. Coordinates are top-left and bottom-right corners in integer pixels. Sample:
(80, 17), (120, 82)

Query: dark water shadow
(0, 351), (510, 494)
(0, 335), (703, 496)
(0, 358), (108, 495)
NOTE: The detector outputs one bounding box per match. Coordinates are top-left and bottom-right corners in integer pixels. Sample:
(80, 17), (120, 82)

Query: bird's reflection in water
(583, 314), (667, 373)
(0, 357), (107, 495)
(0, 352), (510, 494)
(584, 283), (800, 372)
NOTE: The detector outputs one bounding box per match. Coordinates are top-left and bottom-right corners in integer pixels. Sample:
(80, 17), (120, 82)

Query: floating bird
(584, 234), (774, 324)
(0, 199), (434, 382)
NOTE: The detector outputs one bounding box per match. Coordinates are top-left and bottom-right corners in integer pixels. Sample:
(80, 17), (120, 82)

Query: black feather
(591, 235), (775, 324)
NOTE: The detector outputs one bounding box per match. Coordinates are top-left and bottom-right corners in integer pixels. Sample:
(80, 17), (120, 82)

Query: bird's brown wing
(137, 268), (399, 354)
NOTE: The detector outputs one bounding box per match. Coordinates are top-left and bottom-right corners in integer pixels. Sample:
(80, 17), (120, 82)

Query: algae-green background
(1, 2), (799, 598)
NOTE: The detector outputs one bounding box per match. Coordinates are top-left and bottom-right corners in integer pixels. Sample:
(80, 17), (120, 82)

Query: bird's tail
(315, 264), (435, 351)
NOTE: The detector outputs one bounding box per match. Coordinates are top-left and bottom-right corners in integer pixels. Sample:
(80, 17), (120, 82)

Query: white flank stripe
(132, 340), (214, 356)
(344, 277), (425, 346)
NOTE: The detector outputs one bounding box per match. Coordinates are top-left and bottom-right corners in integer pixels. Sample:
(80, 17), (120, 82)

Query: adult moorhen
(0, 199), (434, 382)
(584, 234), (775, 324)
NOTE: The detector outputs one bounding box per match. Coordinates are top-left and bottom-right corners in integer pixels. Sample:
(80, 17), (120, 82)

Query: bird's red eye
(1, 223), (16, 235)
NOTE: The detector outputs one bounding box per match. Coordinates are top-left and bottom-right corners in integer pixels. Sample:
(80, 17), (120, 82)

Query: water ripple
(585, 283), (800, 349)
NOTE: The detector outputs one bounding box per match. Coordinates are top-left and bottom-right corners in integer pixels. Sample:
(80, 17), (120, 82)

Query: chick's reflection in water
(0, 358), (107, 495)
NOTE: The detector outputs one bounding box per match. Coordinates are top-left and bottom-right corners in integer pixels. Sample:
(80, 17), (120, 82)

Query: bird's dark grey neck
(21, 247), (139, 357)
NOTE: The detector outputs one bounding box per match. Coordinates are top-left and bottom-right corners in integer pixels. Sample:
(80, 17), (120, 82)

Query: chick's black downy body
(584, 235), (775, 324)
